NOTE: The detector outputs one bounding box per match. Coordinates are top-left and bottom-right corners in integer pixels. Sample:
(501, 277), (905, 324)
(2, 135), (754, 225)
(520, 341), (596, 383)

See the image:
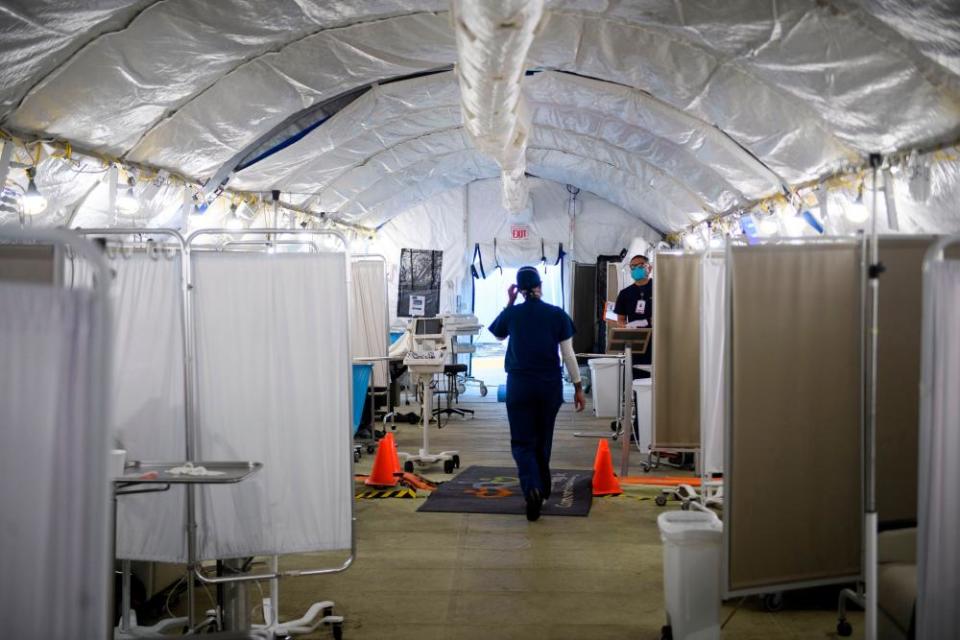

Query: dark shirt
(613, 281), (653, 326)
(489, 297), (576, 381)
(613, 281), (653, 366)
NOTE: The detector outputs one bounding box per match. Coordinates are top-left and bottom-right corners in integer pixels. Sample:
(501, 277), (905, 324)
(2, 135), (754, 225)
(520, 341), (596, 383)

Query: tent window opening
(397, 248), (442, 317)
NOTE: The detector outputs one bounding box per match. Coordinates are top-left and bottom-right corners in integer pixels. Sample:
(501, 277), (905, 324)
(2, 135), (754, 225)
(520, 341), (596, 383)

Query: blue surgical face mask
(631, 266), (648, 281)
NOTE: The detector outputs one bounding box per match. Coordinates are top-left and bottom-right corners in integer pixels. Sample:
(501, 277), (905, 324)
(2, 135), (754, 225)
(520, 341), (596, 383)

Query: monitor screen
(415, 317), (444, 335)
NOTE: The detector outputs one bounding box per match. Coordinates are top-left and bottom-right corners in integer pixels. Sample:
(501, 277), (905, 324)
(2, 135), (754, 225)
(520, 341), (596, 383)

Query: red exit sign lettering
(511, 224), (529, 240)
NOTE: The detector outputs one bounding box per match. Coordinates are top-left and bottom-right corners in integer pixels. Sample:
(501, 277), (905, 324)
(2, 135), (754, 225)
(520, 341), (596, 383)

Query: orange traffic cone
(365, 436), (400, 487)
(384, 432), (402, 475)
(592, 439), (622, 496)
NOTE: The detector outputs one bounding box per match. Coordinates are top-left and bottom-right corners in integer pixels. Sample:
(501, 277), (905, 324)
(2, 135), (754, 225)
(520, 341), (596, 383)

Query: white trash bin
(588, 357), (620, 417)
(657, 511), (723, 640)
(632, 379), (652, 452)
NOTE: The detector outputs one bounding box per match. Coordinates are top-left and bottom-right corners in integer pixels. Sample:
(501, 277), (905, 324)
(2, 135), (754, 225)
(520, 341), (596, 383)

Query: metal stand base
(114, 611), (188, 639)
(255, 599), (343, 638)
(397, 375), (462, 474)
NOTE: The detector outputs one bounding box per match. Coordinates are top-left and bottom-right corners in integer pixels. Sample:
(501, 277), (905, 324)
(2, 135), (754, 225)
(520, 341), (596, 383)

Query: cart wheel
(660, 624), (673, 640)
(655, 494), (668, 507)
(836, 619), (852, 637)
(452, 454), (461, 469)
(404, 461), (414, 474)
(366, 444), (375, 454)
(680, 501), (691, 511)
(332, 622), (343, 640)
(443, 459), (455, 474)
(353, 451), (360, 463)
(323, 606), (334, 617)
(762, 592), (784, 612)
(641, 463), (651, 473)
(480, 384), (488, 397)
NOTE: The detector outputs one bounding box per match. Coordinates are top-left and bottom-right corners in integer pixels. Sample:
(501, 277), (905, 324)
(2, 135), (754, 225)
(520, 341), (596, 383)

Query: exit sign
(511, 224), (529, 240)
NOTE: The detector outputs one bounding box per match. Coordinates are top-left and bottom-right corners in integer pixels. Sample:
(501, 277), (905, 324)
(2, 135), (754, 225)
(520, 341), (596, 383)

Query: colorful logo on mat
(465, 475), (520, 498)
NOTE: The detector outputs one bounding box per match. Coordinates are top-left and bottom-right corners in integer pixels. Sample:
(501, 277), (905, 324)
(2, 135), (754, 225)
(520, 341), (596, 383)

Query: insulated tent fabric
(3, 2), (960, 234)
(191, 252), (352, 559)
(109, 252), (188, 563)
(652, 253), (701, 450)
(351, 259), (389, 387)
(917, 255), (960, 640)
(0, 281), (110, 639)
(726, 243), (862, 595)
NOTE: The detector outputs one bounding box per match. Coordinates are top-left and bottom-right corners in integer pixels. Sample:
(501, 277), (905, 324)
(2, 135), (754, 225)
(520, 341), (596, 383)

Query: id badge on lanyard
(635, 298), (646, 315)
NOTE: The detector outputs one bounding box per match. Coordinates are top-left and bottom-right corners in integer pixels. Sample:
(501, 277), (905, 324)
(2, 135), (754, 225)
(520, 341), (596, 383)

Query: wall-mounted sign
(511, 224), (529, 240)
(408, 294), (426, 316)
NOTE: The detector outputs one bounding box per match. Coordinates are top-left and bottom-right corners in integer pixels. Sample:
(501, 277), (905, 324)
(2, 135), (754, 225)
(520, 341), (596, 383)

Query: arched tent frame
(1, 2), (958, 238)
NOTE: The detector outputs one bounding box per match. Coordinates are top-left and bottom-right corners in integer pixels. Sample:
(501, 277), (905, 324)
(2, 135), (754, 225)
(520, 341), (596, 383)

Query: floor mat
(417, 466), (592, 516)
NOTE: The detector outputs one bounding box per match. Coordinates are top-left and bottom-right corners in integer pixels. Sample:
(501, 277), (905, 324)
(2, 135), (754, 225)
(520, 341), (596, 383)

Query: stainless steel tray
(115, 460), (262, 485)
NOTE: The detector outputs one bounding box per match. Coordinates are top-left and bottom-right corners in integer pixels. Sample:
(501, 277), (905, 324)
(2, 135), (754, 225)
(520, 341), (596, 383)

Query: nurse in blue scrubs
(489, 266), (586, 521)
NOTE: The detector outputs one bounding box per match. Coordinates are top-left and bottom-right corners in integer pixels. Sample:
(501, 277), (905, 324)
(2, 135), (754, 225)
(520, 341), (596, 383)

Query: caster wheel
(323, 606), (334, 617)
(452, 454), (461, 469)
(480, 384), (488, 397)
(660, 624), (673, 640)
(404, 461), (414, 473)
(457, 383), (466, 394)
(353, 452), (360, 463)
(762, 592), (784, 612)
(655, 494), (668, 507)
(610, 420), (618, 432)
(641, 463), (651, 473)
(367, 444), (375, 454)
(443, 459), (455, 474)
(680, 501), (691, 511)
(837, 620), (852, 637)
(332, 622), (343, 640)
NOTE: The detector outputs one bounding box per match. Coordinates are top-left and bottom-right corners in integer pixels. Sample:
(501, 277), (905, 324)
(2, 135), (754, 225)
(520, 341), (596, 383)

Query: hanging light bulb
(843, 197), (870, 224)
(117, 176), (140, 216)
(783, 215), (806, 236)
(226, 202), (245, 230)
(22, 167), (47, 216)
(757, 216), (779, 237)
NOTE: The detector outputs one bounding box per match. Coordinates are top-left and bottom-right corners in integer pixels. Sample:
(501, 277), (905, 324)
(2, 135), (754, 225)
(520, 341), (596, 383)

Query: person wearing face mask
(489, 266), (586, 522)
(613, 254), (653, 380)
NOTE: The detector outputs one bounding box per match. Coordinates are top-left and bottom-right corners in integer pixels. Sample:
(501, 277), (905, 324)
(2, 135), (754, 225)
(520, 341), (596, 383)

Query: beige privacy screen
(653, 253), (701, 449)
(875, 238), (928, 525)
(727, 243), (862, 594)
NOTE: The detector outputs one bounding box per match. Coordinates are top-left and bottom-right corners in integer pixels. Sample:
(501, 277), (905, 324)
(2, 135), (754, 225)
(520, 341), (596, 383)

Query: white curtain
(191, 252), (353, 559)
(917, 259), (960, 640)
(0, 282), (110, 638)
(351, 259), (388, 387)
(700, 255), (726, 476)
(110, 253), (188, 562)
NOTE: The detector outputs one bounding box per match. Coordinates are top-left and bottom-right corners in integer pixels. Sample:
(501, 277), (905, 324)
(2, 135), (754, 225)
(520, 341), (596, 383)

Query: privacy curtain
(700, 254), (726, 476)
(653, 253), (701, 449)
(726, 243), (862, 595)
(351, 259), (388, 387)
(191, 252), (352, 559)
(0, 282), (110, 638)
(110, 253), (188, 562)
(917, 258), (960, 640)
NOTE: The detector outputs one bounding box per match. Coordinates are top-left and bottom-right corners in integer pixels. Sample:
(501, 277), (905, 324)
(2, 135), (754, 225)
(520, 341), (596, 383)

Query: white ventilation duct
(451, 0), (544, 212)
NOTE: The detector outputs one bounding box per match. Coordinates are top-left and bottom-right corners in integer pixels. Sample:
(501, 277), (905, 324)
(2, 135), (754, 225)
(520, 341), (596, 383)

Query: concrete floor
(194, 392), (864, 639)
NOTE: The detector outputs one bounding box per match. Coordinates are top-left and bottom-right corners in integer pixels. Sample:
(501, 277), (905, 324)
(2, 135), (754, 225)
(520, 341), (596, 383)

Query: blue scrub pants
(505, 374), (564, 499)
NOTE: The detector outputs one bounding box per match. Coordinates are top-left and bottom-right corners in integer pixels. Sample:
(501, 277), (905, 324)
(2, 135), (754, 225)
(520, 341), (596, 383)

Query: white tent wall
(365, 176), (660, 322)
(2, 2), (960, 240)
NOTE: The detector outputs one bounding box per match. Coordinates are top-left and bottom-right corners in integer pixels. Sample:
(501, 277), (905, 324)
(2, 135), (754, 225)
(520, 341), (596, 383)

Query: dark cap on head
(516, 266), (542, 291)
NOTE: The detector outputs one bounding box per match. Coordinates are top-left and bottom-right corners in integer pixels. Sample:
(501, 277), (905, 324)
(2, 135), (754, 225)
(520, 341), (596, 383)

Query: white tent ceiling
(1, 0), (959, 234)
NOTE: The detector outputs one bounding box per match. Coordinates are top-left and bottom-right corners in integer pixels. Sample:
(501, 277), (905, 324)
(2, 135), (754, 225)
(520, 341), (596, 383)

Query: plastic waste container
(633, 379), (652, 452)
(588, 357), (620, 417)
(657, 511), (723, 640)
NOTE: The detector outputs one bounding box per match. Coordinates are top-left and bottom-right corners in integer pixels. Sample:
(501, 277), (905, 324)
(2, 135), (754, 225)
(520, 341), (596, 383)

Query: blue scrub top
(489, 298), (575, 381)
